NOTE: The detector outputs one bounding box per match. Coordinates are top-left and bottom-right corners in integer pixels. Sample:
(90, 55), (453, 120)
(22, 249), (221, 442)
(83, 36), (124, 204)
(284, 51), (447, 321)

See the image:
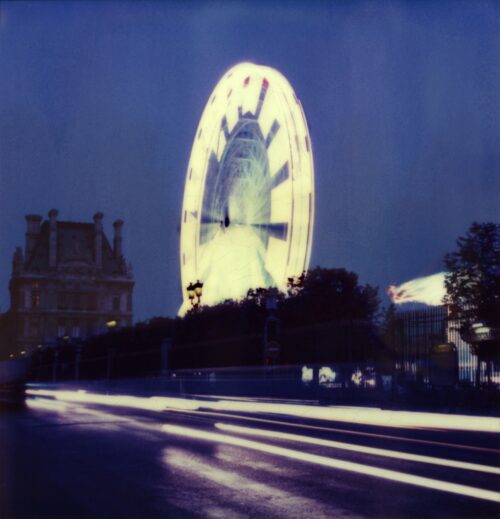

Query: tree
(173, 267), (382, 367)
(443, 222), (500, 384)
(281, 267), (380, 327)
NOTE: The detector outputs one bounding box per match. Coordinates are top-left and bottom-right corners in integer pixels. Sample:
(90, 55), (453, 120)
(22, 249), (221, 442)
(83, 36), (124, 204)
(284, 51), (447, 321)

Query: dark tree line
(25, 267), (385, 377)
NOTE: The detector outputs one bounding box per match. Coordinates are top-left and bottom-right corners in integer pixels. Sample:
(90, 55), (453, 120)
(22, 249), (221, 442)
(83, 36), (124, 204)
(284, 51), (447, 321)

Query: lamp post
(187, 280), (204, 309)
(264, 296), (280, 365)
(460, 322), (500, 386)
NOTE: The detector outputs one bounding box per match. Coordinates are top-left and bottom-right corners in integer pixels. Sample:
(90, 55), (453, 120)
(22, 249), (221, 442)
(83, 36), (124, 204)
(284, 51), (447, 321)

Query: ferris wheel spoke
(270, 162), (290, 190)
(254, 77), (270, 120)
(250, 222), (288, 241)
(200, 214), (222, 225)
(265, 119), (280, 148)
(220, 116), (230, 140)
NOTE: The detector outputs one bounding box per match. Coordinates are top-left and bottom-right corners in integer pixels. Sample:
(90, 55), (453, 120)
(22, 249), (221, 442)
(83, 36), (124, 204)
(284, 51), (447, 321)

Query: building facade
(8, 210), (134, 355)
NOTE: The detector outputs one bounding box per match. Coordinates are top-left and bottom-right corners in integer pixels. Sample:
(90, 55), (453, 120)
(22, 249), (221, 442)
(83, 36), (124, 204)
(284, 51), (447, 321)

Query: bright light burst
(388, 272), (447, 306)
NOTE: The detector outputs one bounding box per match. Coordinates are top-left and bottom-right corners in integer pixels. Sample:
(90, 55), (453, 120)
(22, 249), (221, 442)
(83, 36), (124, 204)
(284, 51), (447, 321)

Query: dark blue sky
(0, 1), (499, 321)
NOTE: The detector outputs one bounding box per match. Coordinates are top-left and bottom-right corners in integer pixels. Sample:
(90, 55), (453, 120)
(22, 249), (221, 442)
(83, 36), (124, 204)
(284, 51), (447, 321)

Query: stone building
(8, 210), (134, 354)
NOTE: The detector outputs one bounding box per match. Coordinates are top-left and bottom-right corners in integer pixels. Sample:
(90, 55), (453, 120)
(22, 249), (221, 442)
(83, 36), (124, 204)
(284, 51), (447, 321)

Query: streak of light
(167, 407), (500, 453)
(26, 397), (69, 412)
(188, 393), (318, 404)
(26, 389), (199, 411)
(26, 388), (500, 433)
(209, 400), (500, 433)
(26, 390), (498, 455)
(214, 423), (500, 474)
(161, 424), (500, 503)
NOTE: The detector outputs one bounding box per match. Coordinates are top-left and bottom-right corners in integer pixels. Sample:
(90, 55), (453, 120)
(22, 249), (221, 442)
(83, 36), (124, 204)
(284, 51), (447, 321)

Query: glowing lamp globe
(179, 62), (314, 314)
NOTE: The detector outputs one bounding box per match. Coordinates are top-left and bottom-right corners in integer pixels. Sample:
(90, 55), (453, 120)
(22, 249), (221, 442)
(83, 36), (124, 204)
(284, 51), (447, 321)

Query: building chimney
(113, 219), (124, 261)
(25, 214), (42, 261)
(48, 209), (58, 268)
(93, 212), (104, 270)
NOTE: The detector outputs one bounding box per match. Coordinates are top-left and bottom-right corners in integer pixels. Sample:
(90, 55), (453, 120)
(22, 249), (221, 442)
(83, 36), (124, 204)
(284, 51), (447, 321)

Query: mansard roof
(25, 219), (127, 275)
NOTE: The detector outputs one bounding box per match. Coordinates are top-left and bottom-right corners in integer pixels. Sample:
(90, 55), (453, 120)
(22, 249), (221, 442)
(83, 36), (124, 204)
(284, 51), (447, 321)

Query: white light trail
(169, 408), (500, 454)
(26, 397), (69, 412)
(388, 272), (447, 306)
(209, 400), (500, 433)
(214, 423), (500, 475)
(161, 424), (500, 503)
(25, 389), (199, 411)
(26, 388), (500, 433)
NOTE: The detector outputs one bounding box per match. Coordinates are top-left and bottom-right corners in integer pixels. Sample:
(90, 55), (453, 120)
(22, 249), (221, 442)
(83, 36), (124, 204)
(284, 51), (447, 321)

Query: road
(1, 388), (499, 518)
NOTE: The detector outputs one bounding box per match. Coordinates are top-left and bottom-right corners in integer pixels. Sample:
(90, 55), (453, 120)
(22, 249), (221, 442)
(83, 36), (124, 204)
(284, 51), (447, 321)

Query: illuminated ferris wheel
(179, 62), (314, 314)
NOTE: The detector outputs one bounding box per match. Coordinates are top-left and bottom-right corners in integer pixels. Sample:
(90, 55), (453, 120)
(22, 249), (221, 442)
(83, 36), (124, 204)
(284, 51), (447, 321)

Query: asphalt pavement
(1, 389), (499, 519)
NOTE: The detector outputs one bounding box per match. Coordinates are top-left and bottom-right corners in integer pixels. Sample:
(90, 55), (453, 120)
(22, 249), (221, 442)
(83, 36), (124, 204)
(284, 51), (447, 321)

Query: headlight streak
(214, 423), (500, 475)
(26, 397), (69, 412)
(161, 424), (500, 503)
(25, 390), (500, 503)
(26, 388), (500, 433)
(28, 390), (498, 459)
(162, 407), (500, 454)
(209, 401), (500, 433)
(25, 389), (199, 411)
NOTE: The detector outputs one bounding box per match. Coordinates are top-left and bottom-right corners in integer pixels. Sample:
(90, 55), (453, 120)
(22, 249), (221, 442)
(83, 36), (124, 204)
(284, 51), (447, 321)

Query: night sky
(0, 1), (498, 321)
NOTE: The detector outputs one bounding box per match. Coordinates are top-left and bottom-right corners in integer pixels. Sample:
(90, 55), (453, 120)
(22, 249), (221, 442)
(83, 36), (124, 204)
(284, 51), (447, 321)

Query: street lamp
(186, 282), (195, 304)
(287, 271), (305, 296)
(264, 295), (280, 365)
(106, 320), (117, 330)
(187, 280), (203, 308)
(459, 321), (500, 386)
(194, 280), (203, 299)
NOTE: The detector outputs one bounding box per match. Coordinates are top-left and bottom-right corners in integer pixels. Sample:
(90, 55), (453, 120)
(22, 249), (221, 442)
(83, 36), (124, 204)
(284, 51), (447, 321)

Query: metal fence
(394, 306), (499, 386)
